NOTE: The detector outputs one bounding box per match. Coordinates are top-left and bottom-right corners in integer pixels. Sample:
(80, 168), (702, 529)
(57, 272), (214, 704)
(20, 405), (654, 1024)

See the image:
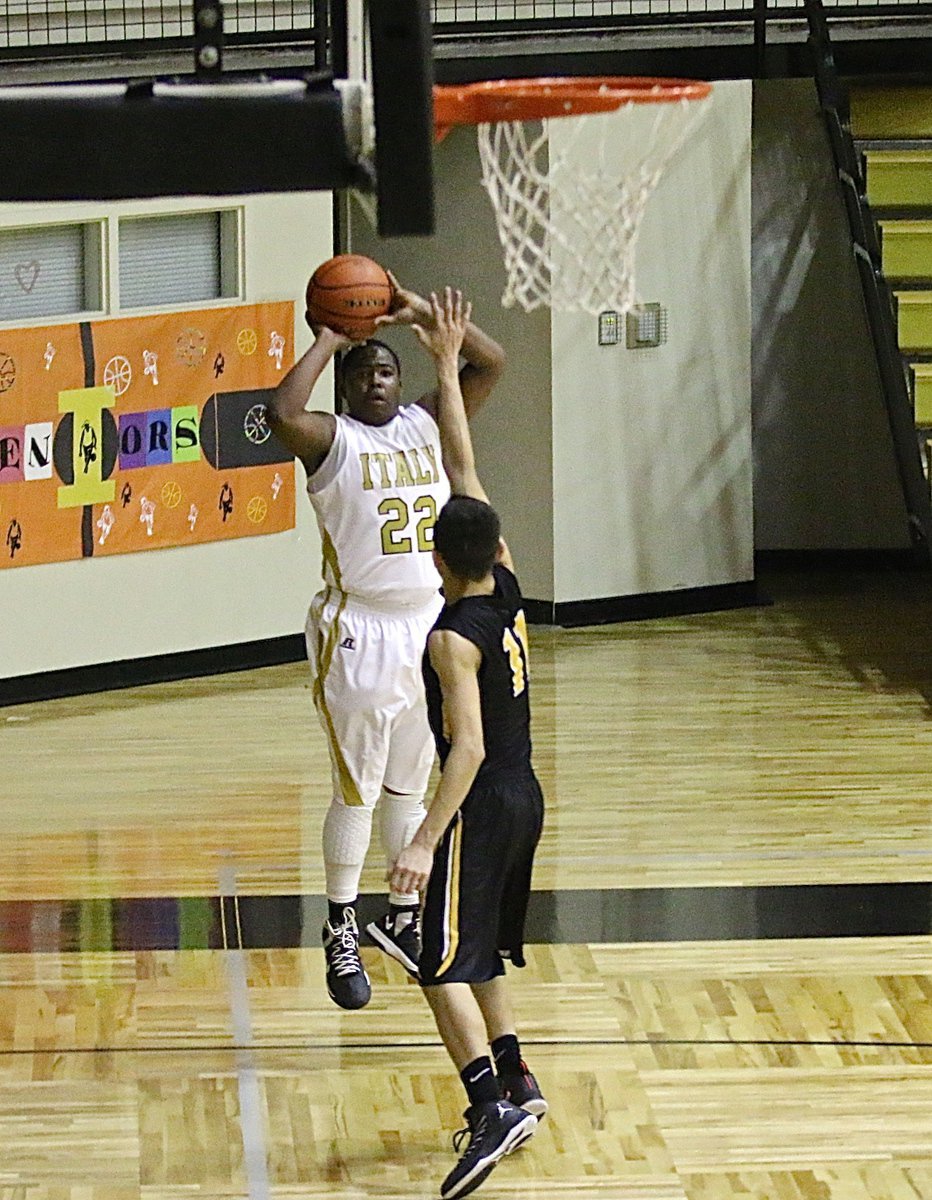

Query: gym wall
(1, 192), (331, 683)
(549, 80), (753, 604)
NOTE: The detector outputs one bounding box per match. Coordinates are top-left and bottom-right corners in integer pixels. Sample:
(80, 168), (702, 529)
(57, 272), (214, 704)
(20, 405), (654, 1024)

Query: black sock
(389, 900), (418, 920)
(460, 1056), (499, 1106)
(328, 899), (357, 928)
(491, 1034), (522, 1075)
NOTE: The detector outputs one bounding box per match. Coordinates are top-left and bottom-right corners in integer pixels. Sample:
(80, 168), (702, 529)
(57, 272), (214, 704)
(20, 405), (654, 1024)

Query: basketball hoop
(433, 77), (712, 315)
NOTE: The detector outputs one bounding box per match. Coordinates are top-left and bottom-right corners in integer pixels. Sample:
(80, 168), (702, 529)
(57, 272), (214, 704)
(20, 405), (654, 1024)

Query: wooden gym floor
(1, 564), (930, 1199)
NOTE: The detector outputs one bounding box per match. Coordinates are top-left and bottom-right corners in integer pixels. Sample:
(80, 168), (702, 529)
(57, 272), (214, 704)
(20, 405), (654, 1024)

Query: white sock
(322, 799), (374, 903)
(379, 787), (427, 907)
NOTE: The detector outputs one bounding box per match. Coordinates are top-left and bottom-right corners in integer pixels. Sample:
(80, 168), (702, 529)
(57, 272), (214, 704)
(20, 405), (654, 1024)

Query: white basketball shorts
(306, 588), (442, 808)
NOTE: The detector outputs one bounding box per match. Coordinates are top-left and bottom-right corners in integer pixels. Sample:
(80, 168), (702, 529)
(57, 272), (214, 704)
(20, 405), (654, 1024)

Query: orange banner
(0, 303), (296, 568)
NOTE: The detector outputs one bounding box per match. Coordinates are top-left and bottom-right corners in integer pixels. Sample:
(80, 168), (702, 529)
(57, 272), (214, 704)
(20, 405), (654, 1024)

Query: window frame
(115, 205), (244, 313)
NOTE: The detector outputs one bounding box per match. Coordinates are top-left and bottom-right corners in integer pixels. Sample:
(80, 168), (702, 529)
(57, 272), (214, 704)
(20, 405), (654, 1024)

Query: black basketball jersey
(423, 563), (533, 782)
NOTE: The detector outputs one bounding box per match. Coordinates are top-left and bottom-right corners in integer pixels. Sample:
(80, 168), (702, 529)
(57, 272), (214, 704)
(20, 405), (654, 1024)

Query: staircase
(852, 86), (932, 491)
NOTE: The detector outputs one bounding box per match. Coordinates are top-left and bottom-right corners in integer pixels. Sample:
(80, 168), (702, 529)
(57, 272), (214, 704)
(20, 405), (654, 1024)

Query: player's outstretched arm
(389, 630), (485, 896)
(266, 327), (349, 475)
(413, 289), (488, 504)
(376, 271), (504, 419)
(416, 290), (516, 573)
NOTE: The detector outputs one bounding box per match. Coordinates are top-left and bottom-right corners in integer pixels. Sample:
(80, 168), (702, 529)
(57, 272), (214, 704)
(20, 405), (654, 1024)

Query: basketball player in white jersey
(267, 273), (504, 1009)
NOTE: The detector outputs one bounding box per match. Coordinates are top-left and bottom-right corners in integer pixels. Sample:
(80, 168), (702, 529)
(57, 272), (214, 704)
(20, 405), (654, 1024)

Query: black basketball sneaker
(322, 906), (371, 1010)
(440, 1100), (537, 1199)
(498, 1061), (548, 1120)
(365, 906), (421, 979)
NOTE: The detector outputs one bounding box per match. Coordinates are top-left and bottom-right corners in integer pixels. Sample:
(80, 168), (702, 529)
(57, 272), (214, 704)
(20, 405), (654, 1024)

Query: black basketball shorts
(420, 772), (544, 986)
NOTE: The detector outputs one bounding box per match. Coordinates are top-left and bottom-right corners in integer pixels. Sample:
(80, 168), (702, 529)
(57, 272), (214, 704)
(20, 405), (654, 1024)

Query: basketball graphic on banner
(0, 302), (296, 569)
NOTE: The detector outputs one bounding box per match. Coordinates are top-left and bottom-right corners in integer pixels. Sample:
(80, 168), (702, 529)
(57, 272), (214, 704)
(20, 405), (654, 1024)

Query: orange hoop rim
(433, 76), (712, 139)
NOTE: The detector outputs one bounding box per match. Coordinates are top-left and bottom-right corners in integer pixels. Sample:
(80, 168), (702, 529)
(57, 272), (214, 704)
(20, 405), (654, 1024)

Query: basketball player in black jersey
(390, 290), (546, 1200)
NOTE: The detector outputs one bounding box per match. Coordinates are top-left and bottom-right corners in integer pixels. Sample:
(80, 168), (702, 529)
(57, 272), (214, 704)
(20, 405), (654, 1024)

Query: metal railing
(0, 1), (315, 52)
(432, 0), (932, 18)
(2, 0), (931, 57)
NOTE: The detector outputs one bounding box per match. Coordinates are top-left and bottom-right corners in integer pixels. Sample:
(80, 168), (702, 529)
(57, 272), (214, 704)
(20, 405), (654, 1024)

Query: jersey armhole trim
(405, 401), (440, 437)
(306, 416), (346, 494)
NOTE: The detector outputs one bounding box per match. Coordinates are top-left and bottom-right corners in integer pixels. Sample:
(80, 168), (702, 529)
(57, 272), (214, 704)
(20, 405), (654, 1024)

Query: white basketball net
(476, 97), (709, 315)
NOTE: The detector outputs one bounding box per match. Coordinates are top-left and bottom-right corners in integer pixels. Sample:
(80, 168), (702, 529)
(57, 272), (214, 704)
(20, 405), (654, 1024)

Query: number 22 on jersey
(502, 610), (530, 696)
(378, 494), (438, 555)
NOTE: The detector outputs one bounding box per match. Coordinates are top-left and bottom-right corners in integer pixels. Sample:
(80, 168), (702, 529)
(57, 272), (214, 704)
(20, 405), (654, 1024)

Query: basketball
(305, 254), (394, 341)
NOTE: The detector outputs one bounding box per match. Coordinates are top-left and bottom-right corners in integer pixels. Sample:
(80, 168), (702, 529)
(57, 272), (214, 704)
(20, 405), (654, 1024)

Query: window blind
(0, 222), (101, 322)
(118, 211), (235, 308)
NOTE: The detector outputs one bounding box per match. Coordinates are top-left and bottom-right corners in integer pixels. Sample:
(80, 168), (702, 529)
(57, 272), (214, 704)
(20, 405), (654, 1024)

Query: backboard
(0, 0), (435, 238)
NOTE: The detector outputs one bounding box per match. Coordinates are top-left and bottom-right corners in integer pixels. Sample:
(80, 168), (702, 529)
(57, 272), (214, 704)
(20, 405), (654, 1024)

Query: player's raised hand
(374, 270), (432, 329)
(306, 321), (355, 350)
(413, 288), (472, 366)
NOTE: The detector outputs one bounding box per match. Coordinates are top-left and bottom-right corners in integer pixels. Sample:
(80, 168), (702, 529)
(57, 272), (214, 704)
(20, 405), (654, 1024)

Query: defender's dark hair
(434, 494), (501, 582)
(339, 339), (401, 382)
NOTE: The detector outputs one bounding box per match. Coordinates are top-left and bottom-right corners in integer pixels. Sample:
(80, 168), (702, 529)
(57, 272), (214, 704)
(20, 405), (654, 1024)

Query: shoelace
(452, 1115), (487, 1159)
(328, 919), (362, 978)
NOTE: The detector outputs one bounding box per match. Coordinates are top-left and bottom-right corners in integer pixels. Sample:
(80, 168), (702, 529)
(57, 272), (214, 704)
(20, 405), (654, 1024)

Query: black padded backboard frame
(0, 79), (363, 201)
(0, 1), (436, 236)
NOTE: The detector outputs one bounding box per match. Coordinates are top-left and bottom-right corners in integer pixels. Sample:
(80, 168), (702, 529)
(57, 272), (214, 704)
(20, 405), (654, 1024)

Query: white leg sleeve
(378, 787), (427, 906)
(323, 799), (374, 903)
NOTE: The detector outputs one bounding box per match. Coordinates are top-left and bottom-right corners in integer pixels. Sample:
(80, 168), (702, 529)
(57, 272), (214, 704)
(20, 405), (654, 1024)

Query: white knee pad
(323, 799), (374, 864)
(322, 800), (374, 903)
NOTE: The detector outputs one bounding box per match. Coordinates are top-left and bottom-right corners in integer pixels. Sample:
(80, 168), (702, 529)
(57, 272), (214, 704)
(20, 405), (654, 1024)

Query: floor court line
(220, 861), (272, 1200)
(0, 1037), (925, 1058)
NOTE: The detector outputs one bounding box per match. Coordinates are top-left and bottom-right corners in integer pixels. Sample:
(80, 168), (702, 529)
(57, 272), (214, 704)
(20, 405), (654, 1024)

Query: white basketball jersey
(307, 404), (451, 610)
